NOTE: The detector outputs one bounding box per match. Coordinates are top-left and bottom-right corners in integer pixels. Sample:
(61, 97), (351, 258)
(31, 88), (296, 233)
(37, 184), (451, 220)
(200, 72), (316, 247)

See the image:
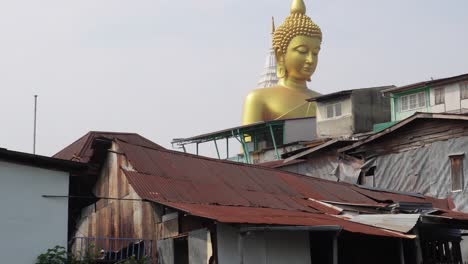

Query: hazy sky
(0, 0), (467, 156)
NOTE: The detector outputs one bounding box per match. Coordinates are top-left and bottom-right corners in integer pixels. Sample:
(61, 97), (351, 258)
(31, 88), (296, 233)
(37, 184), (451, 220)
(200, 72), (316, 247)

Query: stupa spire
(256, 18), (279, 88)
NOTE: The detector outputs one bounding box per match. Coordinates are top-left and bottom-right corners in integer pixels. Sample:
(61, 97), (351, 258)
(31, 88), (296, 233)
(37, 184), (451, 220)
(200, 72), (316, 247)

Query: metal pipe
(33, 95), (38, 154)
(226, 137), (229, 159)
(42, 195), (145, 201)
(240, 225), (342, 233)
(214, 140), (221, 159)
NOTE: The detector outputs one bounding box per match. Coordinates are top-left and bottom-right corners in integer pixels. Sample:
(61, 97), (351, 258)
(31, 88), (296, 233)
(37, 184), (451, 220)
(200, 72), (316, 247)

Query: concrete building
(377, 73), (468, 129)
(308, 86), (393, 138)
(0, 148), (83, 264)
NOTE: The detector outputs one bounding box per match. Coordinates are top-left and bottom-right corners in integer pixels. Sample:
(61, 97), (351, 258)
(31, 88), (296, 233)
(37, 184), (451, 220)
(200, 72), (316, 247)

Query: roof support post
(226, 137), (229, 159)
(238, 232), (245, 264)
(214, 139), (221, 159)
(182, 145), (187, 153)
(333, 232), (338, 264)
(399, 238), (405, 264)
(196, 143), (199, 156)
(413, 228), (423, 264)
(233, 130), (250, 164)
(268, 123), (280, 160)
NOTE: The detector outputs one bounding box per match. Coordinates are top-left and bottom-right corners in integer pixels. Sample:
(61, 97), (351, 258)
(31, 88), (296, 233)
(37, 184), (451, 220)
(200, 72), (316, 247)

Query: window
(325, 103), (342, 119)
(400, 92), (426, 112)
(460, 81), (468, 100)
(450, 154), (464, 192)
(334, 103), (342, 116)
(326, 105), (334, 118)
(434, 87), (445, 105)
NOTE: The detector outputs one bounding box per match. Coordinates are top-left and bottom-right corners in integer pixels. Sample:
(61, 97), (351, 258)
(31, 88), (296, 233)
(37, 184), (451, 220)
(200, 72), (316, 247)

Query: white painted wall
(188, 229), (212, 264)
(0, 161), (69, 264)
(217, 224), (311, 264)
(429, 83), (464, 113)
(316, 98), (354, 138)
(316, 97), (352, 122)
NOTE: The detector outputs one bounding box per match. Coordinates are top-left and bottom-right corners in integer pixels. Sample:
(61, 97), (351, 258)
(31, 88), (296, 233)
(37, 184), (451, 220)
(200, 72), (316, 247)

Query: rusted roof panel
(61, 134), (462, 238)
(54, 131), (164, 163)
(159, 202), (414, 239)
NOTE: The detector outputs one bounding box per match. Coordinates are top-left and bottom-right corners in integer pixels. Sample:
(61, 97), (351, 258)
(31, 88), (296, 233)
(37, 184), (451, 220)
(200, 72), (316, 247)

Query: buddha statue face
(278, 35), (321, 83)
(272, 0), (322, 89)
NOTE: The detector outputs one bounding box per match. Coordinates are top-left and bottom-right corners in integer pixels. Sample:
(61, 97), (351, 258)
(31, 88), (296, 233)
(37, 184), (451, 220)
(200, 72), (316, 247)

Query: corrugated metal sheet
(349, 214), (420, 233)
(158, 202), (414, 239)
(111, 139), (458, 238)
(54, 131), (164, 163)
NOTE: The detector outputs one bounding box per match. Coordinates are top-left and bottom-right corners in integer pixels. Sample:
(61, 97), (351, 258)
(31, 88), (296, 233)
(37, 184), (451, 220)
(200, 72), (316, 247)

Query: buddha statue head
(273, 0), (322, 88)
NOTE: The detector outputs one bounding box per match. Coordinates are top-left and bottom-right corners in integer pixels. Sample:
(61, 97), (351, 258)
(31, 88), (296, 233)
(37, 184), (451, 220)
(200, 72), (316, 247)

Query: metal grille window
(400, 92), (426, 112)
(460, 81), (468, 100)
(450, 154), (464, 192)
(434, 87), (445, 105)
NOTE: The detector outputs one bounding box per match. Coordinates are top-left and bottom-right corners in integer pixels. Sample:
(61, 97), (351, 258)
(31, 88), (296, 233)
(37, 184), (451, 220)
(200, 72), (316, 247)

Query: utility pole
(33, 95), (38, 154)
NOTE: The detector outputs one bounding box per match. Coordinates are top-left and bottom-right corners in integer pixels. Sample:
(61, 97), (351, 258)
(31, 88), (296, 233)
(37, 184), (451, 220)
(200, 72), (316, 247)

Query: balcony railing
(70, 237), (153, 263)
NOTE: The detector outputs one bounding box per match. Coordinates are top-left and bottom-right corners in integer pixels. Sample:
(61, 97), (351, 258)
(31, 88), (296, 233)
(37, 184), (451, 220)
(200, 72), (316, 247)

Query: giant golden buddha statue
(242, 0), (322, 125)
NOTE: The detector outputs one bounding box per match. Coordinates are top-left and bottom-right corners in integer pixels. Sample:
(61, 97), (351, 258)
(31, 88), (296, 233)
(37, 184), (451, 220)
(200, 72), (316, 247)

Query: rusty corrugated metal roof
(107, 138), (457, 238)
(158, 202), (414, 239)
(54, 131), (164, 163)
(58, 132), (465, 238)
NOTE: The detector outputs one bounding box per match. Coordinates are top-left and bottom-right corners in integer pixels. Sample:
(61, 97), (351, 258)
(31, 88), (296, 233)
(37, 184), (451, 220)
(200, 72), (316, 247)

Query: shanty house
(307, 86), (393, 138)
(341, 112), (468, 259)
(0, 148), (83, 264)
(55, 131), (468, 264)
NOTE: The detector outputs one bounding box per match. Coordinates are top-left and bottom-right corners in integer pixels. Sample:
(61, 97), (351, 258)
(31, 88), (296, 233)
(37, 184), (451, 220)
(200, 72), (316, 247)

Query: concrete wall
(217, 224), (311, 264)
(284, 118), (317, 144)
(429, 83), (468, 113)
(316, 97), (353, 138)
(0, 161), (69, 264)
(352, 88), (391, 133)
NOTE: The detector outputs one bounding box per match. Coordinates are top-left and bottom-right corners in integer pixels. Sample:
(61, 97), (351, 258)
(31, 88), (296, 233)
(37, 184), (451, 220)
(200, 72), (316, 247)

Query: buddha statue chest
(242, 0), (322, 125)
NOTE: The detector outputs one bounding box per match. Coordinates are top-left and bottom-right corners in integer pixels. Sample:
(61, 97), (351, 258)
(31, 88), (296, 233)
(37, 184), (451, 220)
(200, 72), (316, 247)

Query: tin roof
(53, 131), (164, 163)
(340, 112), (468, 153)
(0, 147), (85, 172)
(107, 138), (451, 237)
(381, 73), (468, 94)
(58, 132), (464, 237)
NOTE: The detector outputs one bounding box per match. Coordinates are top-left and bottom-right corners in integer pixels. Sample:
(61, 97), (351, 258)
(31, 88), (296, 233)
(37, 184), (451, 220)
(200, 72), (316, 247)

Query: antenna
(33, 95), (38, 154)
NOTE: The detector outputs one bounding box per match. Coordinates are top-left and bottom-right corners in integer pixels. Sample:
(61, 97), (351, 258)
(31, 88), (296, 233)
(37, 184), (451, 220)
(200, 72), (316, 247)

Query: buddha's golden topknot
(273, 2), (322, 55)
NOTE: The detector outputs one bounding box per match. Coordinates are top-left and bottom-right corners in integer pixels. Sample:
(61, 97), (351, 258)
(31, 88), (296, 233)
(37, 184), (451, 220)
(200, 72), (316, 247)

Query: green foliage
(118, 256), (151, 264)
(37, 245), (151, 264)
(36, 246), (68, 264)
(36, 245), (98, 264)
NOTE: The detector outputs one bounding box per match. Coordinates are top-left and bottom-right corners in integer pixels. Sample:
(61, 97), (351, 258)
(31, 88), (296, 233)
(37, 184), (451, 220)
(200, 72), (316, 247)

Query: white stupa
(256, 18), (279, 88)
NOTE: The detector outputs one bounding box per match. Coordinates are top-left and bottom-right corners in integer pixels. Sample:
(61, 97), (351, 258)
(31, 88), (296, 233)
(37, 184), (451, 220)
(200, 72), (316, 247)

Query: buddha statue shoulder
(242, 0), (322, 125)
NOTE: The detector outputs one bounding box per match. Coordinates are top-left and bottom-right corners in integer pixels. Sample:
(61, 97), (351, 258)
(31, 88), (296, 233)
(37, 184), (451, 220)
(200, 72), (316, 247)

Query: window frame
(434, 87), (445, 105)
(449, 154), (465, 193)
(399, 91), (426, 112)
(324, 103), (343, 119)
(460, 81), (468, 100)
